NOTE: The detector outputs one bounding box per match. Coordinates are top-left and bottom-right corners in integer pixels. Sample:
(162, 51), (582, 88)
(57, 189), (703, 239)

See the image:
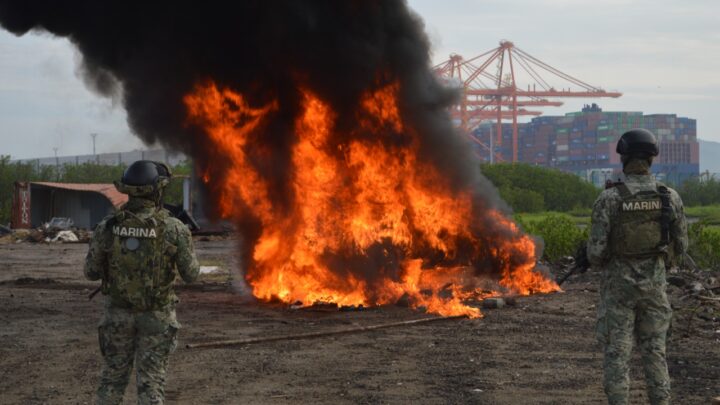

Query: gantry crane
(433, 41), (622, 162)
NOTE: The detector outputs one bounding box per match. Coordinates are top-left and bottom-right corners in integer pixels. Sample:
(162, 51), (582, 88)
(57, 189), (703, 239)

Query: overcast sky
(1, 0), (718, 160)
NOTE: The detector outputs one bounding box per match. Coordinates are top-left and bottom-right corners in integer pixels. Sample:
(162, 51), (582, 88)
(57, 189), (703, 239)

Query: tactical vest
(610, 183), (671, 258)
(103, 209), (176, 311)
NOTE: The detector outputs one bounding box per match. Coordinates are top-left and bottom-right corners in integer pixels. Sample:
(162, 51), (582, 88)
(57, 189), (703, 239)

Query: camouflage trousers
(596, 285), (672, 405)
(96, 302), (179, 405)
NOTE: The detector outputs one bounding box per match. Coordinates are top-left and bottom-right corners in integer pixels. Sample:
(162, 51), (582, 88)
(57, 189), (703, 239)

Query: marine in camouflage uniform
(84, 161), (199, 405)
(588, 129), (688, 405)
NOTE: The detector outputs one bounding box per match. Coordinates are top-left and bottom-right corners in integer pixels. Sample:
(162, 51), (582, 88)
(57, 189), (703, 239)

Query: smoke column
(0, 1), (541, 291)
(0, 1), (499, 195)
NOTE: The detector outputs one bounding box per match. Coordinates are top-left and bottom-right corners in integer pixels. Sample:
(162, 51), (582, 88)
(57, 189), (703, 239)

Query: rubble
(555, 257), (719, 338)
(74, 229), (91, 243)
(45, 217), (74, 231)
(288, 302), (368, 312)
(666, 268), (720, 338)
(689, 281), (705, 294)
(482, 297), (505, 309)
(0, 225), (17, 244)
(0, 229), (34, 244)
(292, 302), (339, 312)
(1, 218), (91, 244)
(37, 218), (84, 243)
(27, 229), (45, 243)
(50, 230), (79, 243)
(667, 275), (686, 288)
(339, 304), (366, 312)
(199, 266), (222, 275)
(28, 226), (84, 243)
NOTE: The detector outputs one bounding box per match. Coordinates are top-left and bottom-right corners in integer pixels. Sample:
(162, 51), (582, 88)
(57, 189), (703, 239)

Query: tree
(679, 178), (720, 206)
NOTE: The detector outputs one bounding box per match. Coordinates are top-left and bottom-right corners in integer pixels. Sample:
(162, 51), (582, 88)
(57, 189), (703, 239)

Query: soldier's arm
(587, 190), (615, 268)
(84, 221), (108, 281)
(171, 221), (200, 283)
(670, 190), (689, 256)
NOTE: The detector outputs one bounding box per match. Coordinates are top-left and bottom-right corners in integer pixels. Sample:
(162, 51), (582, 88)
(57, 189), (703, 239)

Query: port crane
(433, 41), (622, 162)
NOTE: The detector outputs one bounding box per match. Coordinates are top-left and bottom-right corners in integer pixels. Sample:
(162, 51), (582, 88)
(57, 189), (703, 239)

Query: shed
(11, 182), (128, 229)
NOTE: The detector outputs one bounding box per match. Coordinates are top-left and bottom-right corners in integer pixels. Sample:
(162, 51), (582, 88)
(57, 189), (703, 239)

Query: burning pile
(0, 1), (559, 317)
(183, 82), (557, 317)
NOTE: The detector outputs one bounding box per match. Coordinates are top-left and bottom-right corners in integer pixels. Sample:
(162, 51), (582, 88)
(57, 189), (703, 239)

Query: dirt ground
(1, 239), (718, 404)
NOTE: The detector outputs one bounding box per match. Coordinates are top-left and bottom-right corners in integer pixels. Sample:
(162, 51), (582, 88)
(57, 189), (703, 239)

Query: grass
(514, 211), (590, 226)
(685, 205), (720, 225)
(515, 205), (720, 228)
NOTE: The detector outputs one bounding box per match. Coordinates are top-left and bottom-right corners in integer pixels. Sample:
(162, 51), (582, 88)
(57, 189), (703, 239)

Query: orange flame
(184, 81), (559, 318)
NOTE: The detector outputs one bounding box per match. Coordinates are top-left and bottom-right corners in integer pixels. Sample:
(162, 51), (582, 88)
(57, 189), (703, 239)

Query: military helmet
(115, 160), (172, 197)
(616, 129), (659, 157)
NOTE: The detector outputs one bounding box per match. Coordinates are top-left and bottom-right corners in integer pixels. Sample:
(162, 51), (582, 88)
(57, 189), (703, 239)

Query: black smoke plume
(0, 1), (531, 287)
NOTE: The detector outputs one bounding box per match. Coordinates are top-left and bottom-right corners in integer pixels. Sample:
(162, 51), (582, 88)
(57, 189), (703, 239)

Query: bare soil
(1, 239), (718, 404)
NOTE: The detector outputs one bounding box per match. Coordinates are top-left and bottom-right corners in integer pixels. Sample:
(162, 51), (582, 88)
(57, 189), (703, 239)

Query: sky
(1, 0), (718, 160)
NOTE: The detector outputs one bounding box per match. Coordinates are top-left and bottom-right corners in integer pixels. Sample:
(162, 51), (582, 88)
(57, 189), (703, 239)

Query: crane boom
(433, 41), (623, 162)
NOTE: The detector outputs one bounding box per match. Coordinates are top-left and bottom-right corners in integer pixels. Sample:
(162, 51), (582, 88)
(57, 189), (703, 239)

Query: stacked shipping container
(473, 104), (700, 186)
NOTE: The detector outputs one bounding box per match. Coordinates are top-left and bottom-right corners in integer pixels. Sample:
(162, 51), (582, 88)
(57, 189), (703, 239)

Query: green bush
(517, 213), (587, 262)
(481, 163), (599, 213)
(679, 178), (720, 207)
(688, 222), (720, 270)
(499, 186), (545, 213)
(567, 206), (592, 217)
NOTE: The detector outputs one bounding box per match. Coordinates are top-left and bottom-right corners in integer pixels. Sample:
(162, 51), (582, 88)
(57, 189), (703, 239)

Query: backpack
(610, 182), (672, 258)
(102, 208), (176, 310)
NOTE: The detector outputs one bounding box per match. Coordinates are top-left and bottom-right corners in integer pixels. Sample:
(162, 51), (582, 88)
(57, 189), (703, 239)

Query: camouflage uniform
(588, 161), (688, 405)
(85, 197), (199, 405)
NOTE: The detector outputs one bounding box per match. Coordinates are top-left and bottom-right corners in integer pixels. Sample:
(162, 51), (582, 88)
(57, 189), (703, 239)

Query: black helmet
(616, 129), (659, 157)
(115, 160), (172, 197)
(122, 160), (171, 186)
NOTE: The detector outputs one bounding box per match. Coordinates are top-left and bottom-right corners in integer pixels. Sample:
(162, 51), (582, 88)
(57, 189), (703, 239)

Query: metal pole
(496, 50), (505, 156)
(53, 147), (59, 180)
(91, 133), (97, 157)
(186, 315), (467, 350)
(490, 126), (495, 164)
(182, 177), (191, 212)
(507, 45), (519, 163)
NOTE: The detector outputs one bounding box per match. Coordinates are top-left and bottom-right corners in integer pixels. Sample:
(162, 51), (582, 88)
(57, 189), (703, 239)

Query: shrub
(516, 213), (587, 262)
(499, 186), (545, 213)
(481, 163), (598, 213)
(679, 178), (720, 207)
(688, 222), (720, 270)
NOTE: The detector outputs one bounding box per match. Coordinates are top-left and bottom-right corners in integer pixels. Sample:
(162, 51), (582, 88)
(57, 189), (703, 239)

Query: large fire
(184, 81), (559, 318)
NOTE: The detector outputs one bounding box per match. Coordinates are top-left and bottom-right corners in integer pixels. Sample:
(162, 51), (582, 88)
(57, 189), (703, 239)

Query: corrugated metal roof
(31, 182), (128, 208)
